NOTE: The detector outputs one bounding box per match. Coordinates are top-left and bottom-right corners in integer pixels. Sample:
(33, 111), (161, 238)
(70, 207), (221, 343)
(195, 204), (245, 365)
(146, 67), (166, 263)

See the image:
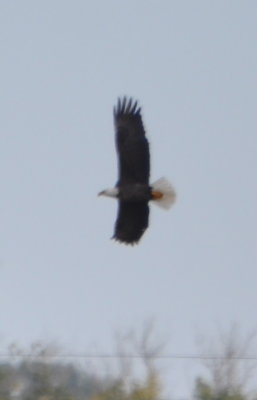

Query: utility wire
(0, 353), (257, 360)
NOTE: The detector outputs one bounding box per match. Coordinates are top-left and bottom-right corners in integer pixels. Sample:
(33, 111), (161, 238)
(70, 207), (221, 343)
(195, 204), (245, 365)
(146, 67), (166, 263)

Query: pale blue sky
(0, 1), (257, 398)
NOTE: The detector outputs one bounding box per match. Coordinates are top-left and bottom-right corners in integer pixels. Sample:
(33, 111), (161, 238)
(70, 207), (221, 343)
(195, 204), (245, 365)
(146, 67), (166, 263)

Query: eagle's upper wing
(113, 201), (149, 245)
(114, 97), (150, 185)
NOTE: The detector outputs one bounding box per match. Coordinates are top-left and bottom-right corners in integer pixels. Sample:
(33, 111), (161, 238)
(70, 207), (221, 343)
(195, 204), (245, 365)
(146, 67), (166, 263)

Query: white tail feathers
(151, 177), (176, 210)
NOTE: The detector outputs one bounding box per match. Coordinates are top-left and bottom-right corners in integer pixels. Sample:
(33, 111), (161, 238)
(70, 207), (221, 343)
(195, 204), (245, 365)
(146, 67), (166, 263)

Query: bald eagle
(99, 97), (176, 245)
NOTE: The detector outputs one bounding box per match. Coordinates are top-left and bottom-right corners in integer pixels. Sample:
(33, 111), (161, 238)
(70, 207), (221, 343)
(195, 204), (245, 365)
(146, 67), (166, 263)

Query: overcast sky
(0, 1), (257, 398)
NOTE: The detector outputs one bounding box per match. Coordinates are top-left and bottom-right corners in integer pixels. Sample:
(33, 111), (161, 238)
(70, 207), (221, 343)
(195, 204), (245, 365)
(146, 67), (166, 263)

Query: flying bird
(99, 97), (176, 245)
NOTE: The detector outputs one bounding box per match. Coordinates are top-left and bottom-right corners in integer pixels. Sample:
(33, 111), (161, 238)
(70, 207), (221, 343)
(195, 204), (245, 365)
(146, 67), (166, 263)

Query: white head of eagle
(99, 97), (176, 245)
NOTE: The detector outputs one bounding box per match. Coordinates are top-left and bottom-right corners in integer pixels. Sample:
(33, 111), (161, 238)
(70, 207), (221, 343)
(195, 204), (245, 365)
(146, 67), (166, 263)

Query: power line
(0, 353), (257, 360)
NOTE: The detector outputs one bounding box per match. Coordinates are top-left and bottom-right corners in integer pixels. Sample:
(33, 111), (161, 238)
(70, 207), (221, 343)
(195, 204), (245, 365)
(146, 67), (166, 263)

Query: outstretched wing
(113, 201), (149, 245)
(114, 97), (150, 185)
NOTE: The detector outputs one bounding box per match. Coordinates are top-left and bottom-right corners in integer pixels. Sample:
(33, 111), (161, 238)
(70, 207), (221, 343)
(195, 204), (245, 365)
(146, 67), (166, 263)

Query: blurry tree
(0, 323), (163, 400)
(0, 341), (109, 400)
(90, 371), (160, 400)
(194, 377), (246, 400)
(0, 362), (13, 400)
(90, 321), (163, 400)
(194, 324), (257, 400)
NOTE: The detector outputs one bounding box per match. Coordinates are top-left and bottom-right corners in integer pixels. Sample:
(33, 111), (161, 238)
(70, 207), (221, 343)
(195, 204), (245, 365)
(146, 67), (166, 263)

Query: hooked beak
(98, 190), (105, 196)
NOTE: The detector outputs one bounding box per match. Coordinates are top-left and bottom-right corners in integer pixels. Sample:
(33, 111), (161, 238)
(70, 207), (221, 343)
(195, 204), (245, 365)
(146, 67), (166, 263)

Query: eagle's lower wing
(113, 201), (149, 245)
(114, 97), (150, 185)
